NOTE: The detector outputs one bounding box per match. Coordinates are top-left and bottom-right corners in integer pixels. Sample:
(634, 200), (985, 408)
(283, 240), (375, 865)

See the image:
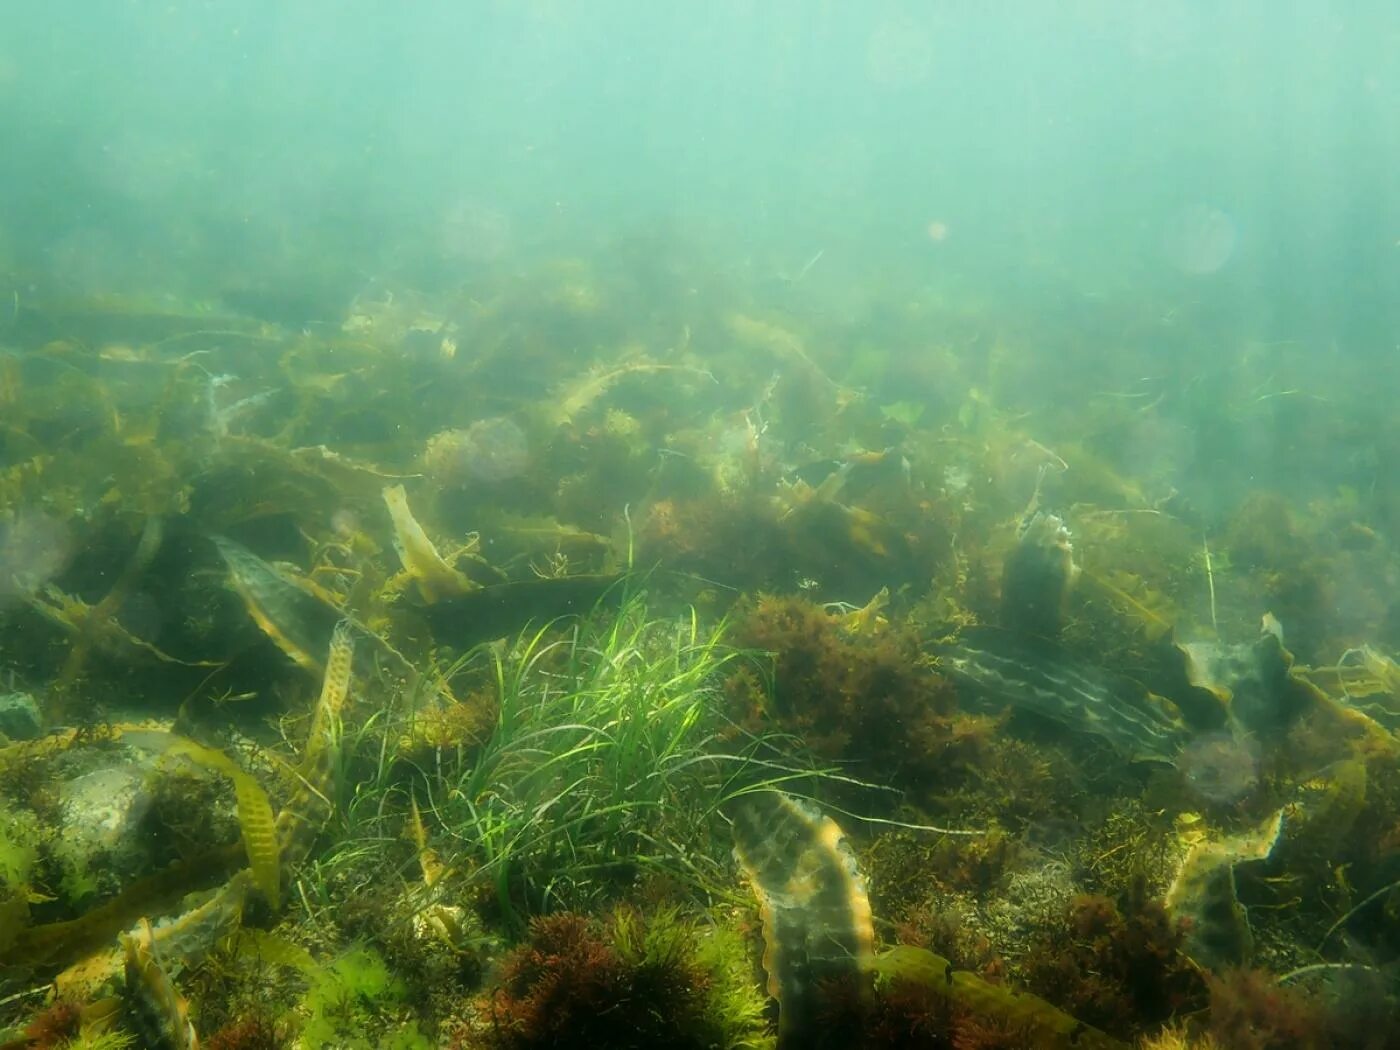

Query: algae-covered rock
(52, 762), (154, 905)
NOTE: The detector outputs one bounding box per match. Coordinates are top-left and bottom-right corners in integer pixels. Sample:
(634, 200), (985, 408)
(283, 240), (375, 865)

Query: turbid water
(1, 5), (1398, 1048)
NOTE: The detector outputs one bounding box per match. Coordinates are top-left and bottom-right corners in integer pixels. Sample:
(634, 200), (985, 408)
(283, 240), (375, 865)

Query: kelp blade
(937, 626), (1189, 761)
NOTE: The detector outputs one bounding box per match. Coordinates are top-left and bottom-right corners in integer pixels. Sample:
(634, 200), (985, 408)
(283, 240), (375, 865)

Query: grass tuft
(428, 593), (829, 926)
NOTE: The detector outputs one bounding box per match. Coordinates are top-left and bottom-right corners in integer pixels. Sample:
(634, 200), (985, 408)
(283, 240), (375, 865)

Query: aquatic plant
(7, 1000), (82, 1048)
(202, 1017), (287, 1050)
(1204, 968), (1331, 1050)
(2, 202), (1398, 1050)
(429, 594), (823, 924)
(297, 946), (432, 1050)
(726, 593), (966, 802)
(1020, 885), (1206, 1041)
(455, 908), (771, 1050)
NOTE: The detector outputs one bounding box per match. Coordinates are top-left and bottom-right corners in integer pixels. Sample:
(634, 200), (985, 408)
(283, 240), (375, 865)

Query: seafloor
(1, 249), (1398, 1049)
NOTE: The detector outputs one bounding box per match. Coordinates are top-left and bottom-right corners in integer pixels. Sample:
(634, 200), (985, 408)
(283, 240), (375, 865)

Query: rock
(0, 692), (41, 741)
(52, 762), (154, 904)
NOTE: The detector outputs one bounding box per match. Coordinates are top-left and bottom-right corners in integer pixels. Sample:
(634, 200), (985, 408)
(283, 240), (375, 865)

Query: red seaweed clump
(455, 912), (720, 1050)
(204, 1017), (288, 1050)
(6, 1001), (82, 1049)
(727, 594), (977, 796)
(1021, 887), (1206, 1040)
(1204, 968), (1334, 1050)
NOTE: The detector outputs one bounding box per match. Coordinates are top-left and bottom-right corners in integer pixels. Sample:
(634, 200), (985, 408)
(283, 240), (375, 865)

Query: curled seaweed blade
(123, 729), (282, 912)
(1165, 809), (1284, 971)
(382, 483), (475, 602)
(213, 535), (345, 673)
(303, 620), (354, 778)
(121, 917), (199, 1050)
(731, 790), (873, 1048)
(277, 621), (356, 866)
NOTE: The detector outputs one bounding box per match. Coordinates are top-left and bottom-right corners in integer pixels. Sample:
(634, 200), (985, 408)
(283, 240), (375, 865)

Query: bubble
(331, 509), (361, 538)
(0, 512), (73, 610)
(926, 220), (950, 242)
(423, 417), (530, 485)
(1178, 731), (1259, 805)
(1162, 204), (1237, 275)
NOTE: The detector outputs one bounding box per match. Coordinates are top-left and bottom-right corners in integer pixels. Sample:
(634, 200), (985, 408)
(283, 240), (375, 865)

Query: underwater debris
(936, 626), (1189, 761)
(730, 790), (874, 1050)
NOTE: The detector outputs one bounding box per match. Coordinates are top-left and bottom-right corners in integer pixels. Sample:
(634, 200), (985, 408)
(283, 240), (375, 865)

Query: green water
(1, 4), (1399, 1048)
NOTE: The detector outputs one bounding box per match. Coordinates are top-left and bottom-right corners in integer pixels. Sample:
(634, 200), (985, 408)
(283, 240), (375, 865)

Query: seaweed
(1019, 887), (1206, 1041)
(456, 909), (770, 1050)
(2, 225), (1399, 1050)
(727, 594), (964, 800)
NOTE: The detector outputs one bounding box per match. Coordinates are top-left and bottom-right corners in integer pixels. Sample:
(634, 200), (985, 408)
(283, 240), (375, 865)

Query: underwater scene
(2, 3), (1399, 1048)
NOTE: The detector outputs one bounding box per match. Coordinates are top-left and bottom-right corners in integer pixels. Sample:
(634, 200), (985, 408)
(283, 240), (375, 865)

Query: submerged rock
(0, 691), (41, 741)
(52, 761), (154, 905)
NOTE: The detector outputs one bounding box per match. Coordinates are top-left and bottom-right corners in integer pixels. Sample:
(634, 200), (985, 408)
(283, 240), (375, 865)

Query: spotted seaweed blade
(731, 791), (874, 1049)
(213, 534), (344, 673)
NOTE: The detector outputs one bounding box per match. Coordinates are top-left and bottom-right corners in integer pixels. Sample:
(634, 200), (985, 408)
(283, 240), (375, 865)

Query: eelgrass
(425, 593), (832, 927)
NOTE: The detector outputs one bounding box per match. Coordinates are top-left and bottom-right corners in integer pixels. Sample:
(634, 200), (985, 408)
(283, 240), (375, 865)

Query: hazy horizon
(1, 2), (1395, 351)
